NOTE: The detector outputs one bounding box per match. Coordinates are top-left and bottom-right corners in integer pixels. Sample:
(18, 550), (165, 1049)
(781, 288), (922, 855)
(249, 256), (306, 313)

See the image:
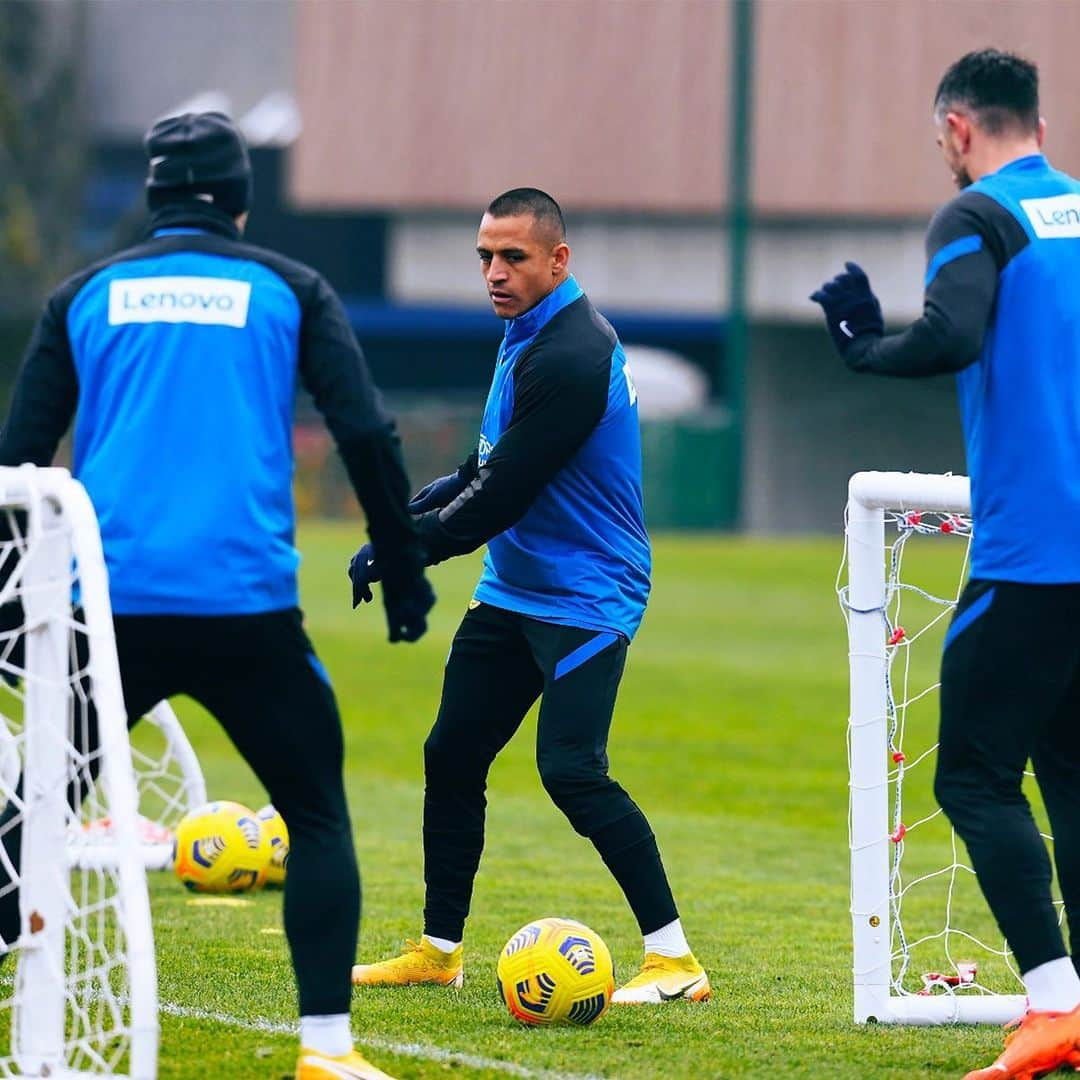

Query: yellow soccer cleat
(610, 951), (711, 1005)
(351, 937), (464, 988)
(295, 1047), (398, 1080)
(962, 1005), (1080, 1080)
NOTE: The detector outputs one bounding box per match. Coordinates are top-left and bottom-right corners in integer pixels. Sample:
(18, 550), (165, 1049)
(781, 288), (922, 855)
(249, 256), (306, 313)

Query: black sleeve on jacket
(0, 294), (79, 466)
(416, 313), (611, 564)
(846, 191), (1029, 378)
(296, 274), (424, 578)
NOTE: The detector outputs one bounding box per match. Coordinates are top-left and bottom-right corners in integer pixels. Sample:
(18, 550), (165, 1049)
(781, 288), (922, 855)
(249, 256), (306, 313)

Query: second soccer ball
(256, 804), (289, 887)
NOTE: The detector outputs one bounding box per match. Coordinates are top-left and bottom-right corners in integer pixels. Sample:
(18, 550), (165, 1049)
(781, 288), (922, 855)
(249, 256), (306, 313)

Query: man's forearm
(412, 463), (528, 565)
(845, 312), (980, 378)
(339, 425), (425, 576)
(0, 307), (78, 466)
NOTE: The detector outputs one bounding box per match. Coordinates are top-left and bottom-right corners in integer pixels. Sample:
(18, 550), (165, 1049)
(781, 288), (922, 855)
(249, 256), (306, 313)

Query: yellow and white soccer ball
(496, 917), (614, 1026)
(256, 804), (289, 887)
(172, 800), (272, 893)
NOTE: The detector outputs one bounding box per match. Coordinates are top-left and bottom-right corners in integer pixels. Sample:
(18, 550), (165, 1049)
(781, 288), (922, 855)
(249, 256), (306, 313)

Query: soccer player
(0, 112), (434, 1080)
(347, 188), (710, 1005)
(812, 50), (1080, 1080)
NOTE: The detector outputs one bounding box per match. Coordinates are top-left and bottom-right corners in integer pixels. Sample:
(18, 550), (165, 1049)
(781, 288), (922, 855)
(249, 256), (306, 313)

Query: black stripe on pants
(936, 579), (1080, 974)
(0, 608), (359, 1017)
(422, 601), (678, 942)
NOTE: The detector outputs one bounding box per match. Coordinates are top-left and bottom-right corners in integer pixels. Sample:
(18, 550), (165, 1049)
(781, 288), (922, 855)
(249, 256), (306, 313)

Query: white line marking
(160, 1001), (611, 1079)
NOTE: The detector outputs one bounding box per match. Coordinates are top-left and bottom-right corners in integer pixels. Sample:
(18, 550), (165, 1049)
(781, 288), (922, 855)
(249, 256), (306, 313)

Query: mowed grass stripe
(160, 1001), (607, 1079)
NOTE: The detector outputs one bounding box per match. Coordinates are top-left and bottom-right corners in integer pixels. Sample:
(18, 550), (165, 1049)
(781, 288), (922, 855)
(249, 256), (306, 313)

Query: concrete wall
(387, 215), (929, 321)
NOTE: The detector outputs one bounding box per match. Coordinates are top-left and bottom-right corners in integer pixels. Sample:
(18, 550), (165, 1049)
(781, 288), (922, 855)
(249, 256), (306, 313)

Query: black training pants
(422, 601), (678, 942)
(935, 579), (1080, 974)
(0, 608), (359, 1017)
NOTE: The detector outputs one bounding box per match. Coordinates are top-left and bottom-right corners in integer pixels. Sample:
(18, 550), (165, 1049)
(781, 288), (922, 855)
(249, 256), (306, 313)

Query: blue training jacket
(416, 276), (652, 639)
(959, 156), (1080, 583)
(846, 154), (1080, 584)
(0, 203), (418, 615)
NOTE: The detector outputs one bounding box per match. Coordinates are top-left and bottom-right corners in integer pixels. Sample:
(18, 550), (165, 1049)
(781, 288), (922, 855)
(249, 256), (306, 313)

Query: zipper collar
(503, 276), (584, 348)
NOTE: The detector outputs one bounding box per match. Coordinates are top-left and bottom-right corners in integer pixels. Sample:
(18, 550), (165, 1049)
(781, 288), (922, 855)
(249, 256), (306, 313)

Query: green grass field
(143, 523), (1024, 1078)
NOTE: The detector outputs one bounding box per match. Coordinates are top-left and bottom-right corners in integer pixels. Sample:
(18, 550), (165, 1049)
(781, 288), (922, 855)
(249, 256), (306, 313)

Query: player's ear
(551, 241), (570, 276)
(946, 111), (971, 152)
(1037, 117), (1046, 148)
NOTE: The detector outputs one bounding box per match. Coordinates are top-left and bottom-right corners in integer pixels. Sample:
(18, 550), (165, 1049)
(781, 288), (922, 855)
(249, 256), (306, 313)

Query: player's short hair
(934, 49), (1039, 136)
(486, 188), (566, 242)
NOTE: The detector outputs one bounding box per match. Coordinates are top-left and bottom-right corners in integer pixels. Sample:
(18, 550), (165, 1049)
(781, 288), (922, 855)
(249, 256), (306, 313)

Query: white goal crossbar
(845, 471), (1026, 1025)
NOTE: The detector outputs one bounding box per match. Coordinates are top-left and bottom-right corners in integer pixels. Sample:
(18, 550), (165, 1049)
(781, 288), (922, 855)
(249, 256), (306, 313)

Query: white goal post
(844, 470), (1028, 1026)
(0, 465), (157, 1077)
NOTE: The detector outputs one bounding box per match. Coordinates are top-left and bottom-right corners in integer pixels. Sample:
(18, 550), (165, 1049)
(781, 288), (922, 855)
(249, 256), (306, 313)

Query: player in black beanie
(0, 106), (434, 1079)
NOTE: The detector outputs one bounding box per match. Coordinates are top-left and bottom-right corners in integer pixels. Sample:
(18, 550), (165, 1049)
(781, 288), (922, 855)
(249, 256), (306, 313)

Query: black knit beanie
(144, 111), (252, 216)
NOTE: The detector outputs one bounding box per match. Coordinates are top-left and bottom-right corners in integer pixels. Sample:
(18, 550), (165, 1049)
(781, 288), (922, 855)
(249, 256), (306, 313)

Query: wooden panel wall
(753, 0), (1080, 216)
(291, 0), (730, 211)
(292, 0), (1080, 217)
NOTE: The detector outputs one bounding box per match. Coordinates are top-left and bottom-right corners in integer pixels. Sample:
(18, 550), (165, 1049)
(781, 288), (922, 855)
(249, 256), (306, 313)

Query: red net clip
(905, 511), (923, 526)
(890, 823), (907, 843)
(887, 627), (906, 646)
(918, 962), (978, 994)
(892, 751), (906, 763)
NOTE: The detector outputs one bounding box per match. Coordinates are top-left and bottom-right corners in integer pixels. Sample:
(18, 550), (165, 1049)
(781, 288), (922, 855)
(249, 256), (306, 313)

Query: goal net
(840, 470), (1042, 1025)
(67, 701), (207, 872)
(0, 466), (157, 1077)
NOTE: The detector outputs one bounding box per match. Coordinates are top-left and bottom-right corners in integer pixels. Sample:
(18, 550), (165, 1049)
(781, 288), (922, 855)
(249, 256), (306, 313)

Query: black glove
(347, 542), (436, 641)
(408, 472), (469, 514)
(347, 543), (380, 608)
(810, 261), (884, 354)
(381, 570), (436, 643)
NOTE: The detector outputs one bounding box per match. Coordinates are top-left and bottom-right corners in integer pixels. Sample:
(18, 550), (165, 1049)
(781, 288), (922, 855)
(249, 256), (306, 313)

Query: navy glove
(408, 472), (469, 514)
(347, 543), (379, 607)
(381, 571), (436, 643)
(810, 262), (884, 354)
(347, 542), (436, 642)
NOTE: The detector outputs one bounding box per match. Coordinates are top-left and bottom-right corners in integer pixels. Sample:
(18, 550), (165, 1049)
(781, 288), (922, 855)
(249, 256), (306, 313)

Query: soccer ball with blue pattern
(172, 800), (272, 893)
(496, 917), (614, 1026)
(256, 804), (289, 887)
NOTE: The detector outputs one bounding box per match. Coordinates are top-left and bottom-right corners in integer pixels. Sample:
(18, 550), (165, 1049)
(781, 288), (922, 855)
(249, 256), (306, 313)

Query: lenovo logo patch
(1020, 194), (1080, 239)
(108, 276), (252, 327)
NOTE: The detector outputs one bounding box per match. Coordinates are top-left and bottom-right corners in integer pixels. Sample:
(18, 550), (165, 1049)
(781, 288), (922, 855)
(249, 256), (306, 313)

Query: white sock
(299, 1014), (352, 1057)
(1023, 957), (1080, 1012)
(643, 918), (690, 959)
(423, 933), (461, 955)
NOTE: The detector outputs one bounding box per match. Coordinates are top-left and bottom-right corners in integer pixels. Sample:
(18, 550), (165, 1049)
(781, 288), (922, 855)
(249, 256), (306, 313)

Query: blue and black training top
(0, 202), (420, 615)
(415, 275), (652, 640)
(846, 154), (1080, 584)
